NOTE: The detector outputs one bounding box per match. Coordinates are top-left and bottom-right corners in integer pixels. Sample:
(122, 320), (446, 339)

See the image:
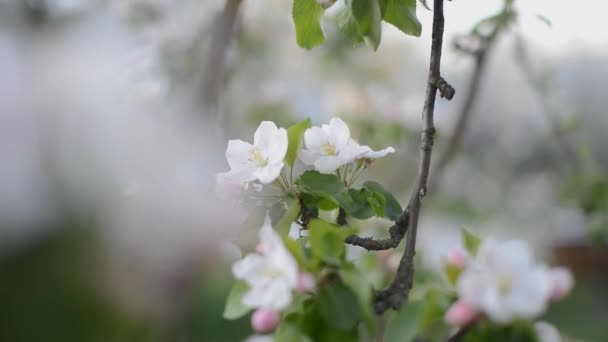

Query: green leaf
(298, 171), (354, 210)
(299, 170), (344, 195)
(339, 264), (376, 332)
(418, 288), (451, 338)
(346, 188), (375, 219)
(363, 181), (403, 220)
(381, 0), (421, 37)
(222, 281), (251, 320)
(318, 281), (362, 330)
(384, 301), (422, 342)
(369, 191), (386, 217)
(352, 0), (383, 50)
(274, 315), (314, 342)
(283, 235), (311, 268)
(335, 1), (364, 45)
(308, 219), (357, 265)
(293, 0), (326, 49)
(276, 199), (302, 236)
(444, 263), (462, 286)
(286, 118), (311, 168)
(461, 228), (481, 257)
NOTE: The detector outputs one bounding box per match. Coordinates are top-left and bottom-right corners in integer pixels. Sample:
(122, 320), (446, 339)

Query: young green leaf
(222, 281), (251, 320)
(318, 281), (362, 330)
(276, 199), (302, 236)
(380, 0), (421, 37)
(293, 0), (326, 49)
(339, 264), (377, 333)
(346, 188), (375, 220)
(286, 118), (312, 168)
(274, 314), (314, 342)
(351, 0), (383, 50)
(363, 181), (403, 220)
(308, 219), (357, 265)
(461, 228), (481, 257)
(335, 1), (365, 45)
(298, 171), (354, 210)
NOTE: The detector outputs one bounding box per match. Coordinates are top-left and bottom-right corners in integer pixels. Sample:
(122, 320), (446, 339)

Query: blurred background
(0, 0), (607, 341)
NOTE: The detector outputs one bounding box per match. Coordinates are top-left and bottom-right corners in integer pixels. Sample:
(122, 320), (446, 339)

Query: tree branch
(430, 5), (512, 190)
(373, 0), (452, 314)
(345, 211), (409, 250)
(199, 0), (243, 118)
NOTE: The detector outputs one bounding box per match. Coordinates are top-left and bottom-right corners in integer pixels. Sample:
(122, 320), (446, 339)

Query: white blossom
(457, 239), (551, 323)
(217, 121), (288, 186)
(299, 117), (394, 174)
(232, 219), (298, 311)
(534, 321), (561, 342)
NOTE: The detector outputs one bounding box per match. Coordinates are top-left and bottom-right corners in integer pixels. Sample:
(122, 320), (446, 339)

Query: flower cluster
(216, 117), (395, 192)
(232, 218), (315, 334)
(443, 235), (573, 341)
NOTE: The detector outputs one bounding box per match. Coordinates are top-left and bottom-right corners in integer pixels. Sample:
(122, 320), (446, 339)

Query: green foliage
(293, 0), (326, 49)
(352, 0), (383, 50)
(286, 119), (312, 168)
(318, 280), (362, 330)
(339, 264), (376, 332)
(222, 281), (251, 320)
(276, 198), (302, 236)
(444, 263), (462, 285)
(363, 181), (403, 220)
(384, 301), (422, 342)
(275, 314), (314, 342)
(297, 171), (402, 221)
(292, 0), (420, 50)
(380, 0), (421, 37)
(463, 320), (538, 342)
(308, 219), (357, 266)
(462, 228), (481, 257)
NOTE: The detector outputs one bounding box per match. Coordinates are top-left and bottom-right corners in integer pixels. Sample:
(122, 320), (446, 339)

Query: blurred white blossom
(232, 219), (298, 310)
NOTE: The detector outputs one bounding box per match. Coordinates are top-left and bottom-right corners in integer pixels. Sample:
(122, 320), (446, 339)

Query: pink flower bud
(548, 267), (574, 301)
(444, 301), (476, 326)
(446, 249), (466, 269)
(255, 243), (264, 254)
(251, 308), (280, 333)
(296, 272), (316, 294)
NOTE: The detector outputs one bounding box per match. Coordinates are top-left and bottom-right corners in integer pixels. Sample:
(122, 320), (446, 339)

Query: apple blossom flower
(534, 321), (561, 342)
(457, 239), (551, 323)
(217, 121), (288, 187)
(546, 267), (574, 302)
(444, 301), (476, 326)
(299, 117), (394, 174)
(232, 219), (298, 311)
(251, 308), (280, 333)
(296, 272), (316, 294)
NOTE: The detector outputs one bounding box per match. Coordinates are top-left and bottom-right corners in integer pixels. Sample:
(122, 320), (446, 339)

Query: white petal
(314, 155), (345, 174)
(534, 322), (561, 342)
(298, 149), (321, 166)
(266, 128), (288, 164)
(364, 146), (395, 159)
(504, 267), (550, 318)
(304, 126), (328, 153)
(328, 117), (350, 150)
(339, 139), (369, 164)
(253, 121), (280, 150)
(254, 162), (284, 184)
(226, 139), (254, 170)
(217, 166), (257, 186)
(243, 335), (274, 342)
(243, 278), (293, 310)
(232, 254), (267, 285)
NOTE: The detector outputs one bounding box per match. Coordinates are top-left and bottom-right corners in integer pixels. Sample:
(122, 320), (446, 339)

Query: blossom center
(498, 276), (513, 295)
(322, 143), (337, 156)
(264, 267), (282, 279)
(250, 148), (268, 167)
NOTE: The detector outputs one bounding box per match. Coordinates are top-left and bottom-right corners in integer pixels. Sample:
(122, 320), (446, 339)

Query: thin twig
(199, 0), (243, 118)
(430, 5), (512, 190)
(373, 0), (452, 314)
